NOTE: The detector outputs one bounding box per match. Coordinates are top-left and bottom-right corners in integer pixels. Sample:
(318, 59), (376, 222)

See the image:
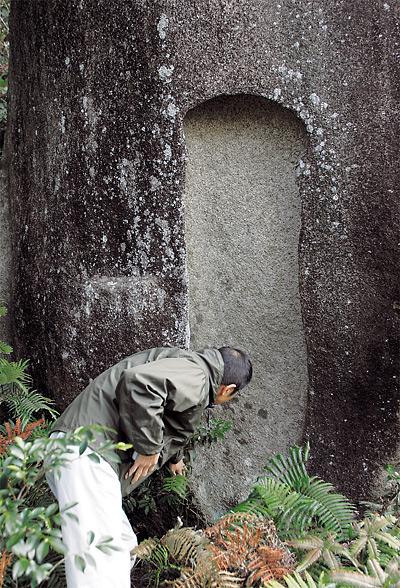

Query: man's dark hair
(218, 347), (253, 392)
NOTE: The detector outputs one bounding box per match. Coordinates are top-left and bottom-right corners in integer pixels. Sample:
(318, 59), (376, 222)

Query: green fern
(289, 534), (359, 572)
(233, 444), (356, 539)
(268, 570), (331, 588)
(0, 341), (12, 354)
(0, 358), (31, 389)
(0, 388), (58, 428)
(330, 556), (400, 587)
(350, 515), (400, 563)
(163, 474), (189, 500)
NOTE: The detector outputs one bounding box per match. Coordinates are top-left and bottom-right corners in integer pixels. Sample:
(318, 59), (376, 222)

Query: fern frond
(265, 444), (310, 491)
(133, 538), (160, 561)
(268, 570), (327, 588)
(330, 568), (381, 587)
(0, 342), (12, 355)
(1, 388), (58, 427)
(0, 418), (45, 456)
(305, 477), (356, 534)
(251, 453), (356, 537)
(0, 358), (31, 389)
(163, 474), (189, 499)
(232, 496), (272, 518)
(161, 527), (206, 566)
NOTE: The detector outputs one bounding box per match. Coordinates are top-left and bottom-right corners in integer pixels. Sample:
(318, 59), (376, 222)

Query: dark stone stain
(258, 409), (268, 420)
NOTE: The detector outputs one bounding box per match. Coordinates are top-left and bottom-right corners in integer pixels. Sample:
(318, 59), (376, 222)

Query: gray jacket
(51, 347), (224, 496)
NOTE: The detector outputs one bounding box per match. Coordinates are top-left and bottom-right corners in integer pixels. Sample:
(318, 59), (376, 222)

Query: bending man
(47, 345), (253, 588)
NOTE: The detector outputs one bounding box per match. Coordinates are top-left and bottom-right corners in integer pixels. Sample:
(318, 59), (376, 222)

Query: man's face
(214, 384), (237, 405)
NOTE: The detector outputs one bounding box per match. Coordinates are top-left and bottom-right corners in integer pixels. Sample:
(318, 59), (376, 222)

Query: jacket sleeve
(115, 358), (206, 457)
(166, 405), (203, 464)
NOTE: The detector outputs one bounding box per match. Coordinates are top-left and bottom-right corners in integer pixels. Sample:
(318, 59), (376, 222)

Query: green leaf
(36, 540), (49, 563)
(9, 445), (25, 460)
(87, 452), (101, 464)
(100, 450), (120, 463)
(48, 536), (67, 555)
(114, 442), (133, 451)
(6, 532), (25, 550)
(87, 530), (95, 545)
(35, 563), (53, 584)
(12, 557), (30, 579)
(45, 503), (59, 517)
(79, 439), (88, 455)
(0, 341), (13, 354)
(74, 555), (86, 573)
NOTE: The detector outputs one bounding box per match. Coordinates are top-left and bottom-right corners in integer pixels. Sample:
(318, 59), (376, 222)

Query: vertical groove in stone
(183, 94), (309, 517)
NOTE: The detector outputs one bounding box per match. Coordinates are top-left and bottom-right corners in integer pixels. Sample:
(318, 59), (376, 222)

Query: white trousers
(46, 433), (137, 588)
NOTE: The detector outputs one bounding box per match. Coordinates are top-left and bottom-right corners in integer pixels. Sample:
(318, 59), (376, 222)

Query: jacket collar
(194, 347), (224, 406)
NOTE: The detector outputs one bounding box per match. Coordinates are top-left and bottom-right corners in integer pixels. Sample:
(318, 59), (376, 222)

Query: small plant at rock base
(162, 474), (189, 501)
(233, 443), (356, 540)
(205, 512), (295, 586)
(190, 417), (233, 448)
(124, 478), (158, 516)
(0, 306), (58, 427)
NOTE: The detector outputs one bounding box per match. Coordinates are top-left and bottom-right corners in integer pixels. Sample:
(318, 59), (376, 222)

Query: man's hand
(125, 453), (160, 483)
(168, 459), (186, 476)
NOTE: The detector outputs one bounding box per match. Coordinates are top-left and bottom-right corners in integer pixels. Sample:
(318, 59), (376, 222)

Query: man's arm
(115, 365), (167, 456)
(115, 358), (206, 481)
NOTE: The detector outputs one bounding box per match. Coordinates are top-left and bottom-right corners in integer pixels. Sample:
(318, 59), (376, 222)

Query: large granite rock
(0, 164), (11, 341)
(5, 0), (399, 515)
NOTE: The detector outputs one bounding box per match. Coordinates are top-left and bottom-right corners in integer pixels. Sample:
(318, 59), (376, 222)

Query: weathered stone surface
(5, 0), (399, 514)
(184, 95), (309, 517)
(0, 164), (11, 341)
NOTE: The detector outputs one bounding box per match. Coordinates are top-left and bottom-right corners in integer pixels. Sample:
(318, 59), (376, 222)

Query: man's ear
(219, 384), (236, 398)
(225, 384), (237, 396)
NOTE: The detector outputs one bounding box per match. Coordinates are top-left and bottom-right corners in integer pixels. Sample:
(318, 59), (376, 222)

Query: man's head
(215, 346), (253, 405)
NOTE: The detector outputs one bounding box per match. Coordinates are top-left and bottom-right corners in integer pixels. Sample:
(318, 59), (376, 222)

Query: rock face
(184, 96), (309, 516)
(0, 165), (11, 341)
(5, 0), (399, 513)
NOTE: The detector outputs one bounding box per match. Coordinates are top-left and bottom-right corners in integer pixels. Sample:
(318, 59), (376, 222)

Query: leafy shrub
(0, 426), (132, 587)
